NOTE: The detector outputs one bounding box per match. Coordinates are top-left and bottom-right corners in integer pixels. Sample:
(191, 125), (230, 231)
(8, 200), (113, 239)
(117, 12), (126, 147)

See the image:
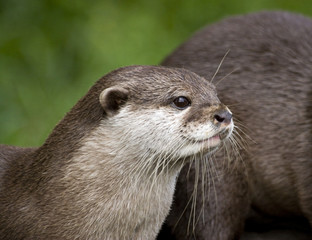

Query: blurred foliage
(1, 0), (312, 146)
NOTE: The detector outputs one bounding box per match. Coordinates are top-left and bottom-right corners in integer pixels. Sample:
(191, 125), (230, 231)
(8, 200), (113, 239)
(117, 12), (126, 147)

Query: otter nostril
(214, 110), (232, 124)
(214, 114), (225, 123)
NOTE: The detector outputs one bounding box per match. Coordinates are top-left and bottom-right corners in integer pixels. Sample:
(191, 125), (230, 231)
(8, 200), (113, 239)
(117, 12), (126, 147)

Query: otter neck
(64, 120), (184, 186)
(12, 120), (183, 239)
(57, 123), (182, 239)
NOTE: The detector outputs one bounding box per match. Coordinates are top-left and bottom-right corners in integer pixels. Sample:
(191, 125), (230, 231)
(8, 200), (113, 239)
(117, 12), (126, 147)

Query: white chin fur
(178, 144), (218, 158)
(179, 120), (234, 158)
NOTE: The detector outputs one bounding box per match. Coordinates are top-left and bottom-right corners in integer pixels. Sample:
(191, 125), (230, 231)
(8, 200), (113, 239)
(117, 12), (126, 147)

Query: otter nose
(214, 109), (232, 125)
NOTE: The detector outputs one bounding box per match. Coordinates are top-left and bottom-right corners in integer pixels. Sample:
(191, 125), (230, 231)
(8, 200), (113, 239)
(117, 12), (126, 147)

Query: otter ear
(99, 86), (129, 117)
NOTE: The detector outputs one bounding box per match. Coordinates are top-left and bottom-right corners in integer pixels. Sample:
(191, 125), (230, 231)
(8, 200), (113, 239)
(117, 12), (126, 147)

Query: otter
(0, 65), (234, 240)
(158, 11), (312, 239)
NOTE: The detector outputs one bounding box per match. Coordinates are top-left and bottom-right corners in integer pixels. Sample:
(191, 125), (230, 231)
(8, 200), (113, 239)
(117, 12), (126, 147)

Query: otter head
(96, 65), (233, 164)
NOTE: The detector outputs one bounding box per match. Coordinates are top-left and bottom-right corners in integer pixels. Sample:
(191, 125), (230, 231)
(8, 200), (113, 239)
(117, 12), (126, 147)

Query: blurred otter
(159, 11), (312, 239)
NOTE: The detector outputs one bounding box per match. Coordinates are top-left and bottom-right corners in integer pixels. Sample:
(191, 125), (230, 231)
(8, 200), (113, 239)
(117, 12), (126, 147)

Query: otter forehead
(106, 65), (219, 107)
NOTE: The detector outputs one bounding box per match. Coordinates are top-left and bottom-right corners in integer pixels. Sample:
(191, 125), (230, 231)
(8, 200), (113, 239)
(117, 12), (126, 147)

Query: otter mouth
(196, 134), (220, 143)
(188, 128), (231, 148)
(195, 134), (221, 148)
(184, 134), (220, 149)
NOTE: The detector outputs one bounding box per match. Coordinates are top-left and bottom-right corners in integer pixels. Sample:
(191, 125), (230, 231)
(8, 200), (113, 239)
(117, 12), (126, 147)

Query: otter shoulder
(0, 145), (36, 177)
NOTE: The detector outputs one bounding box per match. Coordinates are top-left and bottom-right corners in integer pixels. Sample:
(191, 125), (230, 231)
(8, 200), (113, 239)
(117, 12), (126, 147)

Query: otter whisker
(188, 140), (209, 234)
(193, 152), (211, 231)
(200, 154), (209, 223)
(232, 128), (250, 151)
(210, 49), (230, 83)
(187, 157), (200, 234)
(232, 118), (253, 140)
(227, 133), (246, 170)
(149, 137), (186, 180)
(185, 133), (236, 235)
(233, 127), (254, 149)
(215, 68), (239, 86)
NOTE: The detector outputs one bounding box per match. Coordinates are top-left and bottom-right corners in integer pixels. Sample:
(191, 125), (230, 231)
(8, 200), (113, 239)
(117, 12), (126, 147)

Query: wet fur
(159, 11), (312, 239)
(0, 66), (232, 239)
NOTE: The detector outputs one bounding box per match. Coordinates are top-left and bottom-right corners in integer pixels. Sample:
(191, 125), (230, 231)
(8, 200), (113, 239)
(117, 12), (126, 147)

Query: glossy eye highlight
(172, 96), (191, 110)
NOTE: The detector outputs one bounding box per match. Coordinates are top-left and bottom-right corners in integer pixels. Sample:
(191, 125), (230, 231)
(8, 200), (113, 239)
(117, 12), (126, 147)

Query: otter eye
(172, 96), (191, 110)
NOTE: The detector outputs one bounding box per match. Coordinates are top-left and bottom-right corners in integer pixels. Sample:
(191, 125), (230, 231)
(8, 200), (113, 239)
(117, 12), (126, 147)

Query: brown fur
(159, 11), (312, 239)
(0, 65), (233, 239)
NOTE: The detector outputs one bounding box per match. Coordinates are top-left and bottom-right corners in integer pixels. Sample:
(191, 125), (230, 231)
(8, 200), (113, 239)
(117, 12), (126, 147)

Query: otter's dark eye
(172, 96), (191, 110)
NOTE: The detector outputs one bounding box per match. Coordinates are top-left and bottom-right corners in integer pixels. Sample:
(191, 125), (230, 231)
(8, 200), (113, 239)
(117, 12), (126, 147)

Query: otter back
(160, 11), (312, 239)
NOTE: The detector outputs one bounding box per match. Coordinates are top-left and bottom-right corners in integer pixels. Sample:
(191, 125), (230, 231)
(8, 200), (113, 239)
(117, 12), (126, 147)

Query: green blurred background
(1, 0), (312, 146)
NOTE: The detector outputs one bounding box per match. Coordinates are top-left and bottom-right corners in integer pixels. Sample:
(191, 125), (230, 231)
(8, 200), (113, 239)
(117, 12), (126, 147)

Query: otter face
(98, 66), (233, 161)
